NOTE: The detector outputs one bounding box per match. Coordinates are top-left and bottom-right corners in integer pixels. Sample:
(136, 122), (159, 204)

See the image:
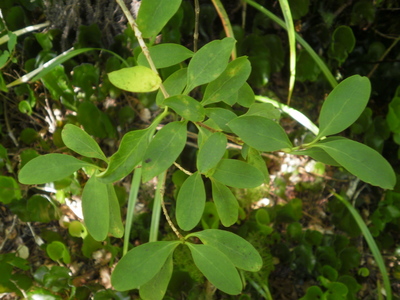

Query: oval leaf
(139, 254), (173, 300)
(0, 176), (21, 204)
(188, 229), (263, 272)
(98, 129), (149, 183)
(202, 57), (251, 106)
(247, 148), (270, 182)
(186, 38), (236, 92)
(142, 122), (187, 182)
(138, 44), (193, 69)
(212, 159), (264, 188)
(176, 172), (206, 231)
(82, 175), (109, 241)
(137, 0), (182, 38)
(228, 115), (293, 151)
(211, 180), (238, 227)
(62, 124), (107, 161)
(312, 138), (396, 189)
(187, 243), (242, 295)
(108, 66), (161, 93)
(46, 241), (70, 264)
(237, 82), (255, 107)
(156, 68), (187, 105)
(197, 132), (227, 174)
(318, 75), (371, 138)
(111, 241), (180, 291)
(19, 154), (95, 185)
(205, 107), (237, 133)
(164, 95), (205, 122)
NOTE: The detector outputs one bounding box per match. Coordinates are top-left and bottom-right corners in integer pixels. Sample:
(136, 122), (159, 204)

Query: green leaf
(176, 172), (206, 231)
(245, 103), (280, 119)
(0, 176), (21, 204)
(156, 68), (187, 105)
(188, 229), (263, 272)
(164, 95), (205, 122)
(137, 44), (193, 69)
(312, 138), (396, 189)
(18, 101), (33, 115)
(247, 148), (269, 182)
(228, 115), (293, 151)
(137, 0), (182, 38)
(202, 57), (251, 106)
(211, 180), (238, 227)
(0, 72), (8, 92)
(46, 241), (70, 264)
(186, 38), (236, 92)
(98, 129), (149, 183)
(27, 195), (57, 223)
(71, 64), (99, 101)
(61, 124), (107, 162)
(328, 25), (356, 65)
(296, 49), (321, 82)
(107, 184), (124, 238)
(187, 243), (242, 295)
(82, 175), (109, 241)
(197, 132), (227, 174)
(139, 254), (173, 300)
(78, 101), (116, 138)
(211, 159), (264, 188)
(387, 97), (400, 133)
(237, 83), (255, 107)
(68, 221), (87, 238)
(18, 154), (95, 185)
(288, 0), (310, 20)
(39, 66), (76, 111)
(299, 286), (323, 300)
(205, 107), (237, 133)
(318, 75), (371, 138)
(111, 241), (180, 291)
(108, 66), (161, 93)
(142, 122), (187, 182)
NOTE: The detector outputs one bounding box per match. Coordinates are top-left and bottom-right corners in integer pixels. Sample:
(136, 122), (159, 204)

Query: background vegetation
(1, 0), (400, 299)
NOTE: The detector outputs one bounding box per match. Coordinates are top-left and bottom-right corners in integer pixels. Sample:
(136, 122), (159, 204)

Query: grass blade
(333, 193), (392, 300)
(6, 48), (128, 88)
(278, 0), (296, 105)
(245, 0), (337, 88)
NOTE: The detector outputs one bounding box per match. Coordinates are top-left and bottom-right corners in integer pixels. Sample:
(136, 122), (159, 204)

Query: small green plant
(16, 1), (396, 299)
(1, 0), (396, 298)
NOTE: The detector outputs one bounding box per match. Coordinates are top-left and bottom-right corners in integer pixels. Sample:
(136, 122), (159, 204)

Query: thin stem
(115, 0), (169, 98)
(149, 171), (167, 242)
(252, 273), (273, 300)
(195, 122), (242, 144)
(255, 95), (319, 136)
(123, 167), (142, 256)
(210, 0), (237, 59)
(367, 36), (400, 78)
(3, 99), (19, 147)
(173, 162), (193, 176)
(242, 1), (247, 29)
(194, 0), (200, 52)
(0, 21), (50, 46)
(161, 198), (183, 240)
(245, 0), (337, 88)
